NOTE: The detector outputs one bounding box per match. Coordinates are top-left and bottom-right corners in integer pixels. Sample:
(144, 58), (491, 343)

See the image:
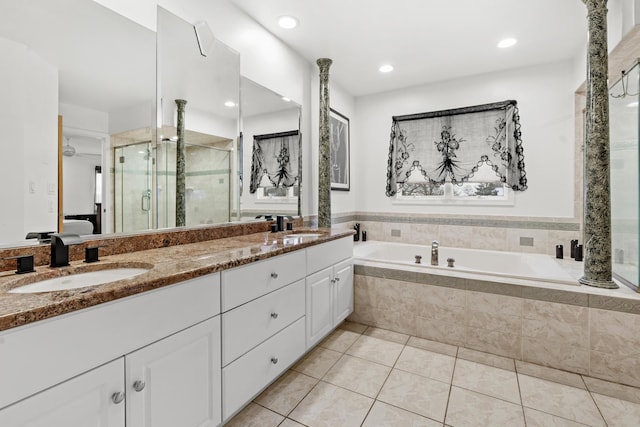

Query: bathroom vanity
(0, 230), (353, 426)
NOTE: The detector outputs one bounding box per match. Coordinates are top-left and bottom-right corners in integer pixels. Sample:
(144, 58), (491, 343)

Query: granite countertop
(0, 228), (352, 332)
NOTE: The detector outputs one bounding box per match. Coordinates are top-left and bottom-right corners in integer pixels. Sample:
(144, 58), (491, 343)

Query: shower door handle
(141, 190), (151, 212)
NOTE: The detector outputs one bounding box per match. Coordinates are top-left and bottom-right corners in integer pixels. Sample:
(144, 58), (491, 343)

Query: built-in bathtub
(354, 240), (577, 285)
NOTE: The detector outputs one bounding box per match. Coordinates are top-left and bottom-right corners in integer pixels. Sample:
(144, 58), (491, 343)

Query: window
(386, 100), (527, 205)
(394, 163), (513, 204)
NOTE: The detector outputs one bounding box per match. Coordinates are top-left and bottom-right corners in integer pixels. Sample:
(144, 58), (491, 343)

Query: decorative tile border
(332, 212), (579, 231)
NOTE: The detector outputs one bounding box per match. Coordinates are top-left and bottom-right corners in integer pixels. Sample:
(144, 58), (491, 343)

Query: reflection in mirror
(157, 7), (240, 229)
(239, 78), (302, 220)
(0, 0), (155, 244)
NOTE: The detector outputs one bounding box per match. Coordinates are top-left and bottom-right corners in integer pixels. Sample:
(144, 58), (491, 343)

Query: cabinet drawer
(306, 237), (353, 274)
(221, 251), (306, 311)
(222, 279), (305, 366)
(222, 317), (306, 420)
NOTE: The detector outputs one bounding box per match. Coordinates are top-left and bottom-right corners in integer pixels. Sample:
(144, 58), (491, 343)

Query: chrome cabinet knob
(270, 272), (278, 279)
(133, 380), (146, 392)
(270, 312), (278, 319)
(335, 277), (340, 282)
(111, 391), (125, 404)
(271, 357), (278, 364)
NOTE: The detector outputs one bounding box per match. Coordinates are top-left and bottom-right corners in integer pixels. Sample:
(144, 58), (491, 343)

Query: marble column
(579, 0), (618, 288)
(175, 99), (187, 228)
(317, 58), (333, 228)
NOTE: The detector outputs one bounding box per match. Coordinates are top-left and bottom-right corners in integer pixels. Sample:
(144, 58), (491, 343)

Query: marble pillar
(579, 0), (617, 289)
(317, 58), (332, 228)
(175, 99), (187, 228)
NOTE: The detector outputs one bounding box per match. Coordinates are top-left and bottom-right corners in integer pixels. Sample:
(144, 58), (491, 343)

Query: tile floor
(226, 321), (640, 426)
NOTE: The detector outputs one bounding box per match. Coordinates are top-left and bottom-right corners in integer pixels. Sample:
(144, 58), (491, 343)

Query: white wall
(353, 60), (577, 218)
(0, 38), (58, 242)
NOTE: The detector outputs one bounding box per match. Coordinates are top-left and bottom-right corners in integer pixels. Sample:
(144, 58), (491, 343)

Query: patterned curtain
(250, 130), (301, 193)
(386, 100), (527, 196)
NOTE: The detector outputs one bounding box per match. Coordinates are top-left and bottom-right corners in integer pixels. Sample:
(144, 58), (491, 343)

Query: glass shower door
(610, 60), (639, 289)
(114, 142), (153, 233)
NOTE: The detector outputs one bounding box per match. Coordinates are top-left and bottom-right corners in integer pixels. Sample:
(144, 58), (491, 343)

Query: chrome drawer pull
(271, 357), (279, 365)
(133, 380), (146, 392)
(270, 272), (278, 279)
(270, 312), (278, 319)
(111, 391), (125, 404)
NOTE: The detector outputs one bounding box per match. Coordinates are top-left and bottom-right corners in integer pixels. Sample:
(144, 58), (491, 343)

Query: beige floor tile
(516, 360), (586, 389)
(378, 369), (450, 422)
(583, 375), (640, 404)
(339, 320), (368, 334)
(592, 393), (640, 427)
(289, 381), (373, 427)
(362, 401), (442, 427)
(363, 326), (410, 344)
(407, 336), (458, 357)
(445, 386), (525, 427)
(518, 374), (606, 426)
(279, 419), (305, 427)
(395, 346), (455, 384)
(457, 347), (515, 371)
(292, 347), (342, 379)
(523, 407), (590, 426)
(254, 370), (318, 416)
(323, 354), (391, 398)
(346, 335), (404, 367)
(226, 403), (284, 427)
(319, 328), (361, 352)
(452, 359), (521, 404)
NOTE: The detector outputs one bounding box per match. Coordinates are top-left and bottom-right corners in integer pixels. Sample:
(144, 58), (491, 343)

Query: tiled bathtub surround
(350, 264), (640, 388)
(227, 322), (640, 426)
(330, 211), (580, 256)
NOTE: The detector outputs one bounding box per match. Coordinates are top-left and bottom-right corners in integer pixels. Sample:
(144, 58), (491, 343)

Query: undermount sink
(8, 267), (150, 294)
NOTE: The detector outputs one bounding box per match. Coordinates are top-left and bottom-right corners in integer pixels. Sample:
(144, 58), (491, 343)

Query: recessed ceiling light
(497, 38), (517, 48)
(379, 64), (394, 73)
(224, 101), (236, 108)
(627, 101), (639, 108)
(278, 16), (298, 29)
(282, 96), (291, 102)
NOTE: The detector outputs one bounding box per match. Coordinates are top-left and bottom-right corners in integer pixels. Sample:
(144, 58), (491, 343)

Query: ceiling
(230, 0), (588, 97)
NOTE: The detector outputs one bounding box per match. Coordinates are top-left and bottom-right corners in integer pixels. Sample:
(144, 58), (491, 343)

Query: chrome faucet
(431, 240), (439, 266)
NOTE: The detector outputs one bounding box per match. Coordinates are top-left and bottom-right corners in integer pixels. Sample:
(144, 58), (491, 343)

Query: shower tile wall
(185, 145), (230, 225)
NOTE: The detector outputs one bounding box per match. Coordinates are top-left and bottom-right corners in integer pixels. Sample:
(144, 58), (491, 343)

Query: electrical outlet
(391, 229), (401, 237)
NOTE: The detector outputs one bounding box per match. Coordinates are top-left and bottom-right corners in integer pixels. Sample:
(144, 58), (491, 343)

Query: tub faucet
(431, 240), (439, 266)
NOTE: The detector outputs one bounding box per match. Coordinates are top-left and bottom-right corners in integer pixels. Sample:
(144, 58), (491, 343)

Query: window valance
(385, 100), (527, 197)
(250, 130), (301, 193)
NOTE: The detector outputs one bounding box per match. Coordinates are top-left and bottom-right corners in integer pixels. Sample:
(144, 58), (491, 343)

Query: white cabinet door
(306, 266), (334, 348)
(0, 358), (125, 427)
(333, 259), (354, 324)
(126, 316), (221, 427)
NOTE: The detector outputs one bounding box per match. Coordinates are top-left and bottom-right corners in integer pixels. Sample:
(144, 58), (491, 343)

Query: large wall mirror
(0, 1), (299, 249)
(154, 7), (239, 230)
(0, 0), (154, 245)
(239, 77), (302, 220)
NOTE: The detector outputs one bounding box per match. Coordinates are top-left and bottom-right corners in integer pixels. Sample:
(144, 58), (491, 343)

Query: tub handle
(415, 255), (422, 264)
(447, 258), (455, 268)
